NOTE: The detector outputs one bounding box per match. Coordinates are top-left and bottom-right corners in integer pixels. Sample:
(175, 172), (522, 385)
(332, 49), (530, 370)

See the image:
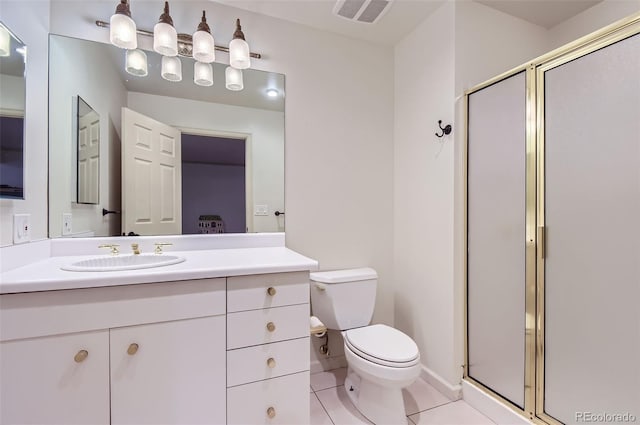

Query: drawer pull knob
(267, 357), (276, 368)
(127, 343), (139, 355)
(267, 287), (276, 296)
(74, 350), (89, 363)
(267, 407), (276, 419)
(266, 322), (276, 332)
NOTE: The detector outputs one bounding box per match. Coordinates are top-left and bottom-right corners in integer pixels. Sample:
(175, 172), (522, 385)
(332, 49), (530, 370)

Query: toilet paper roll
(310, 316), (327, 337)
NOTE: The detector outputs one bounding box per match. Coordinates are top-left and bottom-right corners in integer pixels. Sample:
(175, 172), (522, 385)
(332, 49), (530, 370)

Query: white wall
(394, 1), (458, 386)
(547, 0), (640, 49)
(0, 75), (25, 111)
(0, 0), (49, 248)
(48, 35), (127, 238)
(126, 92), (284, 233)
(393, 0), (556, 388)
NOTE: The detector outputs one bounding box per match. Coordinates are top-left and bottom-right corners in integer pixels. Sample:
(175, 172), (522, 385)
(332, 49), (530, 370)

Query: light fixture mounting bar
(95, 20), (261, 59)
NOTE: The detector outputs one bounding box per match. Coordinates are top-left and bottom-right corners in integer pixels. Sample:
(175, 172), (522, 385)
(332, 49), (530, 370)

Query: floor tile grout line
(409, 398), (455, 417)
(312, 390), (337, 425)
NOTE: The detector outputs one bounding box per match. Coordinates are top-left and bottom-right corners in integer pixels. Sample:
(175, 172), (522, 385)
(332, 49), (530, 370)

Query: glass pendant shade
(0, 25), (9, 57)
(194, 62), (213, 86)
(229, 19), (251, 69)
(229, 38), (250, 70)
(192, 11), (215, 63)
(109, 1), (137, 49)
(225, 66), (243, 91)
(161, 56), (182, 82)
(125, 49), (148, 77)
(154, 22), (178, 56)
(153, 2), (177, 56)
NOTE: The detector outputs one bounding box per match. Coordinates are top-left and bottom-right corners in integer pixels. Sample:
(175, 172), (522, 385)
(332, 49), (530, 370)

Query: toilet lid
(344, 324), (419, 366)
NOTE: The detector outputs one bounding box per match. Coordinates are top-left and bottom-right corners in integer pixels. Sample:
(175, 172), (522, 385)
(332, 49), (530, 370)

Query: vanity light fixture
(154, 1), (178, 56)
(266, 88), (279, 98)
(192, 11), (215, 63)
(0, 24), (11, 56)
(229, 19), (250, 70)
(161, 55), (182, 82)
(225, 66), (243, 91)
(194, 61), (213, 86)
(125, 49), (148, 77)
(97, 11), (262, 90)
(109, 0), (137, 49)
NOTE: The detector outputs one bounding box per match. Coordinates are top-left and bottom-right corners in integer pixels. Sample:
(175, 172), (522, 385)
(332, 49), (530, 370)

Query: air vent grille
(333, 0), (393, 24)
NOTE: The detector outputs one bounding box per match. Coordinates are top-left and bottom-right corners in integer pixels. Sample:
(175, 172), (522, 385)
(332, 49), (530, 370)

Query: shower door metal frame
(534, 15), (640, 425)
(463, 11), (640, 425)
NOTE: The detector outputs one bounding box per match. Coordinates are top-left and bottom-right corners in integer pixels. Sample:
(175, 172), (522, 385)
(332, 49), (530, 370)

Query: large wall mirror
(48, 34), (284, 238)
(0, 22), (26, 200)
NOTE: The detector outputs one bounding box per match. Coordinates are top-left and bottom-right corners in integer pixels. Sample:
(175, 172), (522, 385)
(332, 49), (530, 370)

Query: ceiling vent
(333, 0), (394, 24)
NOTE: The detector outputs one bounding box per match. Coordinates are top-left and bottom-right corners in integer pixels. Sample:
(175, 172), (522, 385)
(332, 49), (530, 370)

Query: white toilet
(310, 268), (421, 425)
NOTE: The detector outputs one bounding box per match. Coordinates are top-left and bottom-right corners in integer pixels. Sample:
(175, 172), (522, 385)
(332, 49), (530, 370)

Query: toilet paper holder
(310, 316), (327, 337)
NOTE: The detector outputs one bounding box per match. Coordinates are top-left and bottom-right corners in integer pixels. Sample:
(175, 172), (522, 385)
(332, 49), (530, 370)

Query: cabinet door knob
(267, 406), (276, 419)
(127, 343), (139, 355)
(266, 322), (276, 332)
(74, 350), (89, 363)
(267, 357), (276, 368)
(267, 286), (276, 296)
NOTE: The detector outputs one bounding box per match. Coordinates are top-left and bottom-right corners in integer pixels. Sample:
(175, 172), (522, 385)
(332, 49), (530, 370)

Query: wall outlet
(13, 214), (31, 244)
(254, 205), (268, 216)
(62, 213), (73, 236)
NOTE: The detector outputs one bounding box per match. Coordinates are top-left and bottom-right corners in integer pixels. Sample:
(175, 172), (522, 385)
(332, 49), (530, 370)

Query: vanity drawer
(227, 372), (309, 425)
(227, 304), (309, 349)
(227, 272), (309, 312)
(227, 337), (309, 387)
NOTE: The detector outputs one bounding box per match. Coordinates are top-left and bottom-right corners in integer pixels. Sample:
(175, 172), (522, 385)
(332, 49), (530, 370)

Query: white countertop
(0, 247), (318, 294)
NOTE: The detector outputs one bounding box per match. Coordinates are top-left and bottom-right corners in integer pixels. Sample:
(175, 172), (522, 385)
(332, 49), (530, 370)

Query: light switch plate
(13, 214), (31, 244)
(254, 205), (268, 216)
(62, 213), (73, 236)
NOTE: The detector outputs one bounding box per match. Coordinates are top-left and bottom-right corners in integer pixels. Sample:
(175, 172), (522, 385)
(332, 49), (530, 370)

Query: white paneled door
(122, 107), (182, 236)
(77, 111), (100, 204)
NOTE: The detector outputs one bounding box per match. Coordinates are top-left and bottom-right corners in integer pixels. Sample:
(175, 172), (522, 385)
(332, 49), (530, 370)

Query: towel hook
(435, 120), (452, 138)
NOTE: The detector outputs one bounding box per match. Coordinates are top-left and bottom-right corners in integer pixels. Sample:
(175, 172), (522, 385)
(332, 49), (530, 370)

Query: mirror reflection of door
(122, 107), (182, 236)
(76, 96), (100, 204)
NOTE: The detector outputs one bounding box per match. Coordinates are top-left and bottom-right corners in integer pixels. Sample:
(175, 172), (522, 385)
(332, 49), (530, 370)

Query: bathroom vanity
(0, 235), (317, 425)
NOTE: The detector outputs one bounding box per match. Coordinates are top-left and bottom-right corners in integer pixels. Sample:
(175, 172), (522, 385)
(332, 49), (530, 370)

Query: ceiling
(214, 0), (603, 45)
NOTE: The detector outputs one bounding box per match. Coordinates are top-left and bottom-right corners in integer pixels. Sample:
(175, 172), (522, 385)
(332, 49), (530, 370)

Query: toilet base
(344, 369), (409, 425)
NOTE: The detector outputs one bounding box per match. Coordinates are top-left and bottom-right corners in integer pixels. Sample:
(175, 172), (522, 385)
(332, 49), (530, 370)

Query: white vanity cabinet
(226, 272), (310, 425)
(110, 316), (226, 425)
(0, 270), (313, 425)
(0, 278), (227, 425)
(0, 330), (110, 425)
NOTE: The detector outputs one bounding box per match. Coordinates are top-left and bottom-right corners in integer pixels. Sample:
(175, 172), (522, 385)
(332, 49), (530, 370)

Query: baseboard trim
(462, 380), (532, 424)
(420, 365), (462, 401)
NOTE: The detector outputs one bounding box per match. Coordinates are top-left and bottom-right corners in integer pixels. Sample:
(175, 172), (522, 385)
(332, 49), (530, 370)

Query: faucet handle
(98, 244), (120, 255)
(154, 242), (172, 254)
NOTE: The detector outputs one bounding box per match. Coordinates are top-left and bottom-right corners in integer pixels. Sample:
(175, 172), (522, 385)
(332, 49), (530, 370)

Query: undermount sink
(61, 254), (185, 272)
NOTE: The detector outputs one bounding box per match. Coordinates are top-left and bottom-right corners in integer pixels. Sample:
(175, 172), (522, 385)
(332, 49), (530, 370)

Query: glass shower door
(467, 71), (527, 409)
(541, 33), (640, 424)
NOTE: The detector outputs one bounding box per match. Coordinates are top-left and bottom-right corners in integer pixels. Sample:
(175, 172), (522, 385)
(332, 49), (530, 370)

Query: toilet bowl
(310, 268), (421, 425)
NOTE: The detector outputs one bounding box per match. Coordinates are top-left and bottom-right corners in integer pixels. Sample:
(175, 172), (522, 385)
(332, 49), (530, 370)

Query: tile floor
(310, 368), (495, 425)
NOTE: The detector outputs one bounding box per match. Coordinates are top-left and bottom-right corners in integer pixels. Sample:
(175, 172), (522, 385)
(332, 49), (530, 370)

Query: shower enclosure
(465, 13), (640, 425)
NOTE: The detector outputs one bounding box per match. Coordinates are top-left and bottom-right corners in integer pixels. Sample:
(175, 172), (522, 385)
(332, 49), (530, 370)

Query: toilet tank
(310, 268), (377, 330)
